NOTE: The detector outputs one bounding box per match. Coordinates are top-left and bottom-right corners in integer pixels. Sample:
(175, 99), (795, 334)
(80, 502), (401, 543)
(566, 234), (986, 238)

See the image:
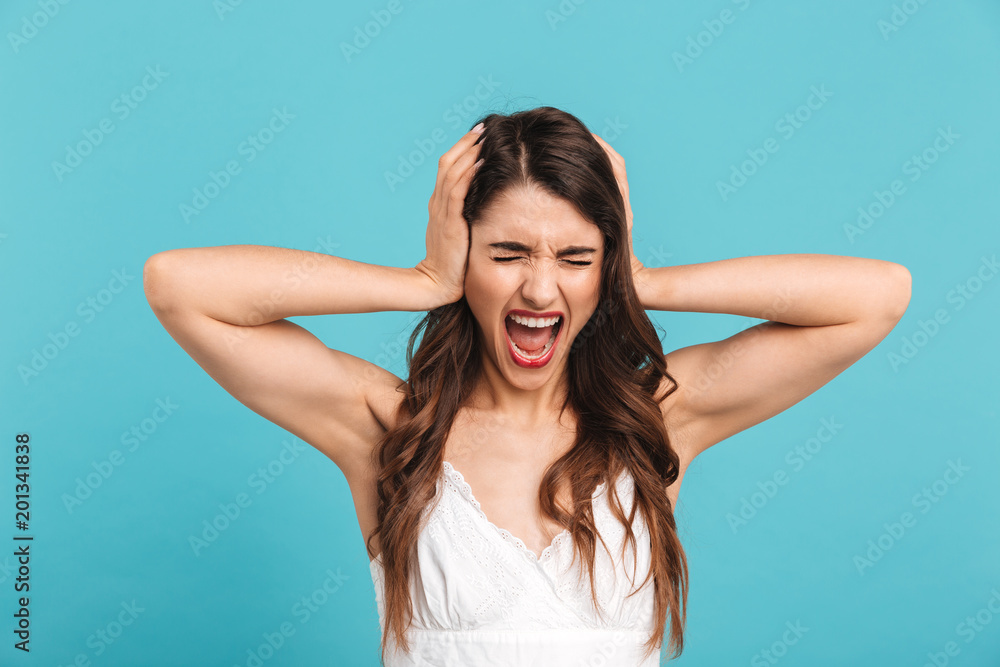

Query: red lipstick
(503, 310), (564, 369)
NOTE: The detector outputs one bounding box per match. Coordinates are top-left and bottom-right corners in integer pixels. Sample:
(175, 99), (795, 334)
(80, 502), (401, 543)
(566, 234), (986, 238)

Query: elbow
(143, 251), (177, 312)
(882, 262), (912, 324)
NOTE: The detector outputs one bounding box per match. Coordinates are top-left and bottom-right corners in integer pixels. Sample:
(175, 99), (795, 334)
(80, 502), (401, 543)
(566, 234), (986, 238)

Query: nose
(518, 261), (558, 309)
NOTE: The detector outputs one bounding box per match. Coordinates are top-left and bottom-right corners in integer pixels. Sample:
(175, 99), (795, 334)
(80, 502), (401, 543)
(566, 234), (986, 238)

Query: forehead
(474, 187), (602, 247)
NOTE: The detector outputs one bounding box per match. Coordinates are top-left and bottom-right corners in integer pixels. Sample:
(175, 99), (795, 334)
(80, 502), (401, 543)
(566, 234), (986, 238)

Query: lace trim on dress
(442, 460), (578, 564)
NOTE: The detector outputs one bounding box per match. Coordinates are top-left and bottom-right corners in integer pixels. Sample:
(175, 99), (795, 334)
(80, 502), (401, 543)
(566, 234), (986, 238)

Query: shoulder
(329, 359), (409, 479)
(655, 374), (695, 499)
(363, 363), (410, 433)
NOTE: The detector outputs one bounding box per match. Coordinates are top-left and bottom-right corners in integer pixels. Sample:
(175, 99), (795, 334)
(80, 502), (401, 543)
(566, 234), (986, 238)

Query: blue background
(2, 0), (999, 665)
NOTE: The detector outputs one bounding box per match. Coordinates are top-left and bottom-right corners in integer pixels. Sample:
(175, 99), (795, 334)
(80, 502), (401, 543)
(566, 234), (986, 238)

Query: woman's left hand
(591, 133), (647, 284)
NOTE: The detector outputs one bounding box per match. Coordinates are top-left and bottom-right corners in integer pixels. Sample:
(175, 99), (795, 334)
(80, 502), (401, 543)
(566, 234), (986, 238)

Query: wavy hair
(366, 105), (687, 664)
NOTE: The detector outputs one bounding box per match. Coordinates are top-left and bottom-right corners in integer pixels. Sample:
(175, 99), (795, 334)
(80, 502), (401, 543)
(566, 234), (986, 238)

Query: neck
(470, 353), (573, 429)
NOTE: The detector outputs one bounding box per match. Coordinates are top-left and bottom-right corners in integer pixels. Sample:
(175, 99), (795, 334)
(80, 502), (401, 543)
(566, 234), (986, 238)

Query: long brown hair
(366, 105), (687, 664)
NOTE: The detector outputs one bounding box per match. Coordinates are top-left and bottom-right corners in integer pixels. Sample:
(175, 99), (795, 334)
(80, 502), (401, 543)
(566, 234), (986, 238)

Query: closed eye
(493, 256), (592, 266)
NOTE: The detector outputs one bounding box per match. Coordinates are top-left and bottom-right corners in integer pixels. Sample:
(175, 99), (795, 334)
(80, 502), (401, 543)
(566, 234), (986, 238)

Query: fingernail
(472, 122), (484, 134)
(473, 158), (484, 169)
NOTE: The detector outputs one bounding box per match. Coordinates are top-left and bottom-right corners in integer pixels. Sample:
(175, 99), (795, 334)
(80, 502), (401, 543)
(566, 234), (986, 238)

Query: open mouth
(503, 312), (563, 368)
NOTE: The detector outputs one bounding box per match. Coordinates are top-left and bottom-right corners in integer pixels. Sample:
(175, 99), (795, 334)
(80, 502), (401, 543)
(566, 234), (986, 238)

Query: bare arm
(636, 253), (908, 325)
(143, 122), (485, 480)
(637, 254), (911, 461)
(587, 136), (911, 464)
(145, 244), (449, 322)
(143, 245), (447, 474)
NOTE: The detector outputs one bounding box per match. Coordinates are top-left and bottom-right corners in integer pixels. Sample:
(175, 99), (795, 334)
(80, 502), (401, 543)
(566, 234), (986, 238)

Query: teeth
(509, 313), (561, 328)
(510, 327), (558, 360)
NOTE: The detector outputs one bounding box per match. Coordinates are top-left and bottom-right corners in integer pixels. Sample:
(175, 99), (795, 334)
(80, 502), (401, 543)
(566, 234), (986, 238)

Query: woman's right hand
(413, 122), (486, 305)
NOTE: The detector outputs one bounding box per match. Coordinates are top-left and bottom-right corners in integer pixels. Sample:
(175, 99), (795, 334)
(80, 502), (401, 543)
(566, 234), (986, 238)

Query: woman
(143, 106), (911, 666)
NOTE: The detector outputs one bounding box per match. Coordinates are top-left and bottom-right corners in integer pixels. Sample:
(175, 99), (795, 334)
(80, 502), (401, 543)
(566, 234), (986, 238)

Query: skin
(144, 123), (911, 563)
(463, 184), (604, 427)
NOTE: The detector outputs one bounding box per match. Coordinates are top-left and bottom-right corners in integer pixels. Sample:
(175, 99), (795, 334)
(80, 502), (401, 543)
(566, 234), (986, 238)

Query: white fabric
(369, 460), (662, 666)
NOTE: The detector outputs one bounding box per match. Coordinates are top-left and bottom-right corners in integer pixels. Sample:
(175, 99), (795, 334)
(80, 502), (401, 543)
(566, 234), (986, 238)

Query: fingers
(438, 134), (485, 211)
(592, 131), (625, 174)
(435, 145), (483, 210)
(435, 124), (486, 194)
(591, 132), (632, 230)
(450, 132), (485, 181)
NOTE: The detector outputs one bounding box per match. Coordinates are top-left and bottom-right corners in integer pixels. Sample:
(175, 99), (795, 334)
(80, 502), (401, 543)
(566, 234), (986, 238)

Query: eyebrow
(488, 241), (598, 257)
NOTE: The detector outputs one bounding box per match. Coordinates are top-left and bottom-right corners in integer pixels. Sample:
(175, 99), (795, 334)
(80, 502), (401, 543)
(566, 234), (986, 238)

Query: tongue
(507, 319), (554, 353)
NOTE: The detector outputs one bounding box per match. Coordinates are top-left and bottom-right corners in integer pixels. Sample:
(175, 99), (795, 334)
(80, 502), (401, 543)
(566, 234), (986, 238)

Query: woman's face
(465, 185), (604, 390)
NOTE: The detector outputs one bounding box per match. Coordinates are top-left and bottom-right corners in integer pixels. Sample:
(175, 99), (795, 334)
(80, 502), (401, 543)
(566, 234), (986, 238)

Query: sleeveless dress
(368, 461), (661, 666)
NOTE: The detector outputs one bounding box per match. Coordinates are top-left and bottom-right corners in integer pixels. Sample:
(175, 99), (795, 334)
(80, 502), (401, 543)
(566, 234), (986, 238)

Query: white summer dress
(368, 460), (661, 666)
